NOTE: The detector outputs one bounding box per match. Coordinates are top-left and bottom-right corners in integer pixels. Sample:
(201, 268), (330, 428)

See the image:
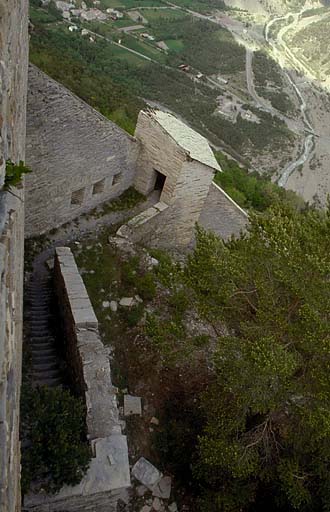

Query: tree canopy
(184, 205), (330, 511)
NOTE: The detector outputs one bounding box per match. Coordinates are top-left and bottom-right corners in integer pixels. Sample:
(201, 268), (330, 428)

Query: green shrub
(4, 160), (31, 190)
(168, 289), (189, 317)
(119, 303), (144, 327)
(20, 385), (91, 494)
(214, 151), (305, 212)
(137, 273), (157, 301)
(121, 256), (140, 289)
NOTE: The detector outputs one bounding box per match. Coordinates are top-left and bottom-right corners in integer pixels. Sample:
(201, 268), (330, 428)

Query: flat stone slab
(124, 395), (142, 416)
(132, 457), (162, 490)
(119, 297), (134, 307)
(152, 476), (171, 499)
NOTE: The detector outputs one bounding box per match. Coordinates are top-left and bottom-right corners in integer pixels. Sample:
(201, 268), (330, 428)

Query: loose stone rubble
(132, 458), (163, 490)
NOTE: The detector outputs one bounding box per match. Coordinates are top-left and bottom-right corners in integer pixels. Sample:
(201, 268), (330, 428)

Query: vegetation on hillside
(214, 151), (305, 211)
(148, 205), (330, 511)
(29, 5), (296, 162)
(187, 208), (330, 511)
(253, 51), (296, 115)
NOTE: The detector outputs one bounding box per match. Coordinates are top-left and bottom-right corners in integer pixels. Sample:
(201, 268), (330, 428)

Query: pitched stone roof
(151, 110), (221, 171)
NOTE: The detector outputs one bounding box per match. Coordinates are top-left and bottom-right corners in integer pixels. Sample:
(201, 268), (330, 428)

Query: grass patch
(214, 151), (306, 212)
(164, 38), (184, 52)
(143, 8), (189, 22)
(86, 187), (145, 218)
(122, 34), (166, 62)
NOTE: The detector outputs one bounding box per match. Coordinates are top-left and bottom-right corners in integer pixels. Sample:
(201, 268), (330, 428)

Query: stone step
(32, 360), (59, 371)
(31, 350), (58, 360)
(33, 377), (62, 388)
(28, 307), (51, 313)
(32, 368), (61, 379)
(26, 291), (52, 297)
(30, 321), (51, 328)
(30, 336), (55, 342)
(32, 353), (58, 364)
(29, 329), (53, 337)
(30, 343), (56, 352)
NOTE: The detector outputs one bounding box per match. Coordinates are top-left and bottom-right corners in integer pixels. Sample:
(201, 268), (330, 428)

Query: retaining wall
(24, 247), (130, 512)
(25, 66), (139, 237)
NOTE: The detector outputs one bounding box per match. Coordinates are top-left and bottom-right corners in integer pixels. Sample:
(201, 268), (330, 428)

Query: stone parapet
(199, 182), (249, 240)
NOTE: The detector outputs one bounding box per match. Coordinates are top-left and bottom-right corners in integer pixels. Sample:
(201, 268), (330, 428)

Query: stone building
(25, 71), (247, 246)
(133, 110), (220, 246)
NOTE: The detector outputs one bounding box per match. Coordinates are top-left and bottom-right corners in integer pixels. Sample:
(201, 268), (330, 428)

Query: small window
(93, 178), (105, 195)
(71, 187), (85, 206)
(112, 173), (122, 186)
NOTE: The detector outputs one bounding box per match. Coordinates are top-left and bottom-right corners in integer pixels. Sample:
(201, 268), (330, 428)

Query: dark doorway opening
(154, 170), (166, 191)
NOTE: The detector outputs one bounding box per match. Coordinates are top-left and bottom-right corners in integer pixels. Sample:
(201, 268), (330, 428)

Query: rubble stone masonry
(0, 0), (29, 510)
(25, 65), (139, 237)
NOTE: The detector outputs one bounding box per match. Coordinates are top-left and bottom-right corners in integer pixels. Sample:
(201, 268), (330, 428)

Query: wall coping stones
(55, 247), (98, 328)
(212, 182), (249, 219)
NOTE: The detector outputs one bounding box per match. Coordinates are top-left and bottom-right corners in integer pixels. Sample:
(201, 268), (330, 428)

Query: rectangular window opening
(112, 173), (122, 186)
(93, 178), (106, 195)
(71, 187), (85, 206)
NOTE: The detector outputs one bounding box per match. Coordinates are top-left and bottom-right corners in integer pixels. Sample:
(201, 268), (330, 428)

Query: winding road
(264, 9), (317, 186)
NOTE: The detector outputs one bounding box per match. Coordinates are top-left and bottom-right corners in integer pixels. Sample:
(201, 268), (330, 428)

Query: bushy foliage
(214, 151), (305, 212)
(184, 206), (330, 511)
(4, 160), (31, 190)
(20, 386), (91, 494)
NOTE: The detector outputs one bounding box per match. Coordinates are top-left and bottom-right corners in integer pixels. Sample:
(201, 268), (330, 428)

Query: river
(264, 9), (315, 187)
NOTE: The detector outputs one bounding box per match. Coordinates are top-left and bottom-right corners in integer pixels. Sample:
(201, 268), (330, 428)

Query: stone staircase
(25, 274), (63, 387)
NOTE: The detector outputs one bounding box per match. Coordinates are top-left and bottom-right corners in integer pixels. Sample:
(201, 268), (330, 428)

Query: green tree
(21, 386), (91, 494)
(185, 206), (330, 511)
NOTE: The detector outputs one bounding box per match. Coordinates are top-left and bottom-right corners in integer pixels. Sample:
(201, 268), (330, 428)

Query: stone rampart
(25, 66), (139, 237)
(0, 0), (29, 510)
(199, 182), (248, 239)
(24, 247), (130, 512)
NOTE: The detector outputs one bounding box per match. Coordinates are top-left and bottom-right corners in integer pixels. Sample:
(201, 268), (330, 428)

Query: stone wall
(24, 247), (130, 512)
(199, 182), (249, 239)
(0, 1), (29, 511)
(25, 65), (139, 237)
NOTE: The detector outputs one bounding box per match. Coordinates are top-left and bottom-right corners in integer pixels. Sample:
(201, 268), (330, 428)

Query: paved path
(119, 24), (145, 32)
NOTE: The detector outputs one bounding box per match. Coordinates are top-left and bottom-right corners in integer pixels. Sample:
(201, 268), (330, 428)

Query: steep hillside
(223, 0), (322, 14)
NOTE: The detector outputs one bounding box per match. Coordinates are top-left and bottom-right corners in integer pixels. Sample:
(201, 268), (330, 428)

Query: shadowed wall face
(25, 66), (138, 237)
(0, 0), (29, 510)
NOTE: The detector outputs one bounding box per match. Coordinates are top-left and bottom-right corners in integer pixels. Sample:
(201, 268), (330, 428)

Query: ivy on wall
(4, 160), (31, 190)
